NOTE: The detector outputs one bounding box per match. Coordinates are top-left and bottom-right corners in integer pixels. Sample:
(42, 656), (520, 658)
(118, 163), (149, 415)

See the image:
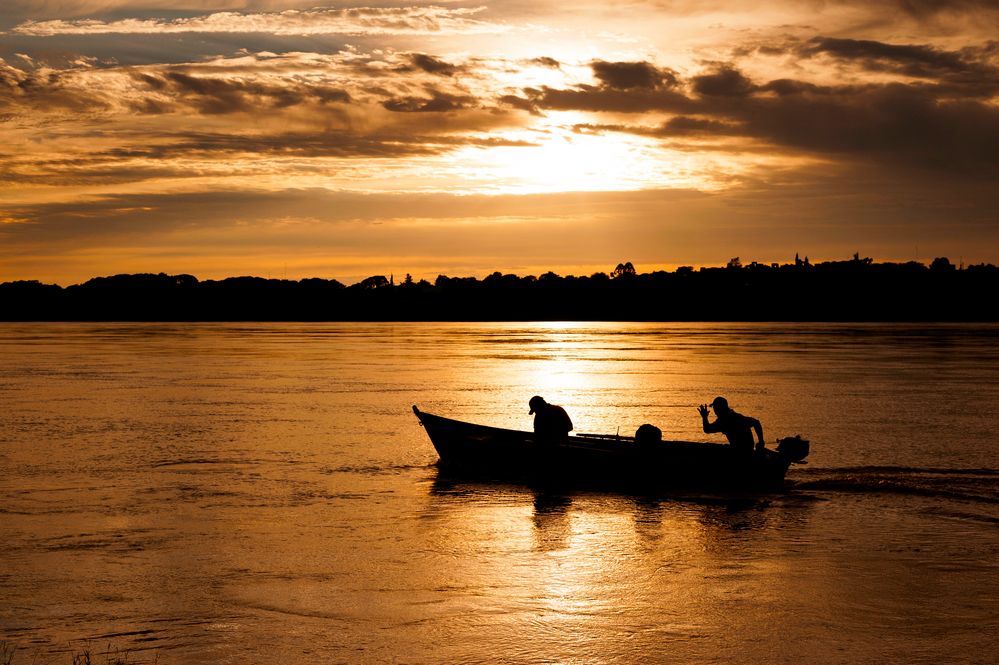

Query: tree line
(1, 256), (996, 321)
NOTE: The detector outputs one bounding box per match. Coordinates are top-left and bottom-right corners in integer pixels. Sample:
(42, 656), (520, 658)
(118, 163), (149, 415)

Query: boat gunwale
(413, 404), (745, 451)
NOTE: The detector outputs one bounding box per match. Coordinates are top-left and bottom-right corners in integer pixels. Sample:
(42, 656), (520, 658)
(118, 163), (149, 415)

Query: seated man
(529, 395), (573, 444)
(697, 396), (764, 453)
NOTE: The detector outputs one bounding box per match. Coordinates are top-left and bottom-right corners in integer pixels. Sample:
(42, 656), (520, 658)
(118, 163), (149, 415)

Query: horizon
(0, 250), (979, 289)
(2, 2), (998, 285)
(6, 253), (987, 290)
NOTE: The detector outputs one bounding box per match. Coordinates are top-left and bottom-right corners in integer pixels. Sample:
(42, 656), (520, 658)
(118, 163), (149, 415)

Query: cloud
(738, 82), (999, 171)
(511, 46), (999, 175)
(0, 60), (114, 113)
(9, 6), (513, 36)
(382, 90), (478, 113)
(591, 60), (678, 90)
(657, 116), (743, 136)
(532, 85), (692, 113)
(795, 37), (999, 95)
(691, 66), (755, 97)
(498, 93), (542, 115)
(0, 49), (508, 122)
(407, 53), (460, 76)
(132, 70), (351, 114)
(0, 55), (359, 117)
(8, 138), (583, 203)
(878, 0), (999, 18)
(803, 37), (967, 72)
(530, 57), (561, 69)
(0, 48), (541, 198)
(0, 129), (541, 189)
(501, 59), (690, 114)
(6, 39), (998, 184)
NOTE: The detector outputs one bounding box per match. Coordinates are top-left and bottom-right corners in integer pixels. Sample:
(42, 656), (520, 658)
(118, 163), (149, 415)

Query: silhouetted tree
(611, 262), (636, 278)
(357, 275), (390, 289)
(930, 257), (956, 272)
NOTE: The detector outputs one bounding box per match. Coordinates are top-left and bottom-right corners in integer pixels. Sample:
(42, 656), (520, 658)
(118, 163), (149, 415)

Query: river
(1, 322), (997, 663)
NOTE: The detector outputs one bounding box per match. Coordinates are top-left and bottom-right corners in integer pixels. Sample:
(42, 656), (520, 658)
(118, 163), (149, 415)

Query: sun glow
(449, 120), (669, 194)
(439, 111), (752, 195)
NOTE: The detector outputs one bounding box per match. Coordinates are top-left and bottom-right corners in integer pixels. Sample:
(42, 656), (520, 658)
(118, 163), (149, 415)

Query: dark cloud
(758, 79), (829, 96)
(156, 131), (532, 156)
(133, 70), (350, 114)
(530, 57), (561, 69)
(535, 84), (692, 113)
(591, 60), (678, 90)
(658, 116), (742, 136)
(382, 91), (477, 112)
(498, 93), (542, 115)
(885, 0), (999, 17)
(741, 83), (999, 170)
(805, 37), (967, 72)
(497, 60), (688, 115)
(798, 37), (999, 92)
(691, 66), (755, 97)
(407, 53), (460, 76)
(570, 117), (744, 142)
(683, 77), (999, 173)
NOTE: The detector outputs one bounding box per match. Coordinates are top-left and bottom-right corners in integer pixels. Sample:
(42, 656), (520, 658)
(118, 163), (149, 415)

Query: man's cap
(711, 396), (729, 409)
(528, 395), (545, 414)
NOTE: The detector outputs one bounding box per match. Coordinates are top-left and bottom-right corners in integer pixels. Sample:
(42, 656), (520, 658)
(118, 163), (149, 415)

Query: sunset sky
(2, 1), (998, 285)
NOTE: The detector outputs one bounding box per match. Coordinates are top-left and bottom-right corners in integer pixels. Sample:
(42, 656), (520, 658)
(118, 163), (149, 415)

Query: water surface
(1, 323), (997, 663)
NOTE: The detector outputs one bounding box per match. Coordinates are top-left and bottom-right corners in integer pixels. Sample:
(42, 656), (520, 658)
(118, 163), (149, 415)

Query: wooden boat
(413, 405), (809, 491)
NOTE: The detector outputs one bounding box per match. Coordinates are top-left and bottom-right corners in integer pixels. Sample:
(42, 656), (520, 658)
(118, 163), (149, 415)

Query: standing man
(697, 396), (765, 453)
(529, 395), (573, 444)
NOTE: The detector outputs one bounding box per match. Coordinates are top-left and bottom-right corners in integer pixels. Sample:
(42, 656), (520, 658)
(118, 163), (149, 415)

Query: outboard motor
(776, 435), (810, 463)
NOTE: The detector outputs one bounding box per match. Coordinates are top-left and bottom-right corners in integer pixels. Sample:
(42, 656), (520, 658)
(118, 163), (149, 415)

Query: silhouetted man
(697, 396), (764, 453)
(529, 395), (573, 444)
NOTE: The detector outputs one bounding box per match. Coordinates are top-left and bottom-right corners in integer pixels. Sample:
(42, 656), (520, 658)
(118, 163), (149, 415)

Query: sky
(1, 1), (998, 285)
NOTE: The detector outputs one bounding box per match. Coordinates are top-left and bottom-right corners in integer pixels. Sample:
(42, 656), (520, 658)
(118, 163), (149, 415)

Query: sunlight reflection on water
(0, 322), (997, 663)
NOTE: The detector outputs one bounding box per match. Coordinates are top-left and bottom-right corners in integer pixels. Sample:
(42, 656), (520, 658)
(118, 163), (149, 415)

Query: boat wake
(791, 466), (999, 506)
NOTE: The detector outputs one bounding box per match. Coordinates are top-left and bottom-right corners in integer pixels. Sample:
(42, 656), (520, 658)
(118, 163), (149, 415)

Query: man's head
(529, 395), (546, 414)
(711, 396), (729, 415)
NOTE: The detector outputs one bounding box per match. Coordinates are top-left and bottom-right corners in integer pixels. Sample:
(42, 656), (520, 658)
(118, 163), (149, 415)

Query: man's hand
(697, 404), (709, 418)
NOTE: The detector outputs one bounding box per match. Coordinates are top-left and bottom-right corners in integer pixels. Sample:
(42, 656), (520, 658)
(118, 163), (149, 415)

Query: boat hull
(413, 406), (799, 492)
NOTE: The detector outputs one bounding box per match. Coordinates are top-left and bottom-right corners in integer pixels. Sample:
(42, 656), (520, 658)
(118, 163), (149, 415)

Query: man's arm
(698, 405), (721, 433)
(702, 419), (723, 434)
(750, 417), (764, 450)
